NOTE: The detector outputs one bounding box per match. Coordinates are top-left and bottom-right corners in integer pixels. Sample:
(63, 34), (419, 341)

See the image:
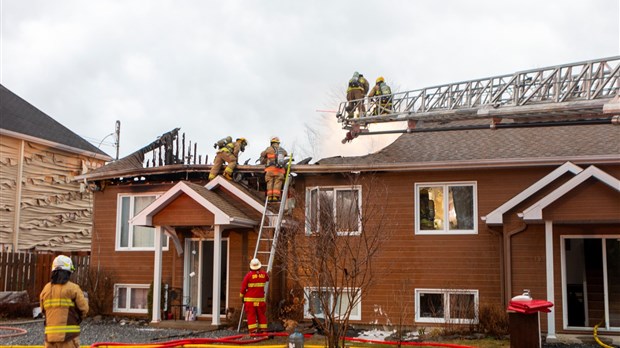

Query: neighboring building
(77, 120), (619, 341)
(0, 84), (112, 251)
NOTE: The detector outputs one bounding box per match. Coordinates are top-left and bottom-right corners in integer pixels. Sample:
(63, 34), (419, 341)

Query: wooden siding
(0, 134), (106, 251)
(152, 193), (214, 226)
(542, 179), (620, 222)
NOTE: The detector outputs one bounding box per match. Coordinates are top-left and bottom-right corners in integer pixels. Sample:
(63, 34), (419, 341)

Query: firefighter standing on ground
(368, 76), (393, 115)
(260, 137), (288, 202)
(208, 137), (247, 181)
(345, 71), (369, 118)
(240, 258), (269, 333)
(40, 255), (89, 348)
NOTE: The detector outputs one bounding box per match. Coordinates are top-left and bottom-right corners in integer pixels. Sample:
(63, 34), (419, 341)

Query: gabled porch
(131, 177), (266, 326)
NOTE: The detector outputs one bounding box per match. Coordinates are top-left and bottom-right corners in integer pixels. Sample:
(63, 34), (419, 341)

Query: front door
(563, 236), (620, 331)
(184, 238), (229, 316)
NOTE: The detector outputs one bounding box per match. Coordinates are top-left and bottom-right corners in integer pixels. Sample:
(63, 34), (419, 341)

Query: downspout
(504, 221), (528, 305)
(12, 139), (25, 251)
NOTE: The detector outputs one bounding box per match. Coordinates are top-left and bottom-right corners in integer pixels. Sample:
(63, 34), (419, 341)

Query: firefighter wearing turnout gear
(260, 137), (288, 202)
(40, 255), (89, 348)
(345, 71), (369, 118)
(240, 258), (269, 333)
(368, 76), (393, 115)
(208, 137), (247, 181)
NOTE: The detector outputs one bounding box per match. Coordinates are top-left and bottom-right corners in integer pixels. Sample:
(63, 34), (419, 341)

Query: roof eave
(76, 155), (620, 181)
(1, 128), (113, 161)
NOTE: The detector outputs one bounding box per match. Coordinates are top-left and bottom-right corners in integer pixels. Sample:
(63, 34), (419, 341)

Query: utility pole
(115, 120), (120, 160)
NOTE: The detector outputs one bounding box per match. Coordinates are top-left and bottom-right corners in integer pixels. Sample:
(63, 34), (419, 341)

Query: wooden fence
(0, 251), (90, 302)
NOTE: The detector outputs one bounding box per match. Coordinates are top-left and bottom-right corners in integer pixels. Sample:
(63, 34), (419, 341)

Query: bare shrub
(81, 267), (116, 316)
(477, 303), (509, 337)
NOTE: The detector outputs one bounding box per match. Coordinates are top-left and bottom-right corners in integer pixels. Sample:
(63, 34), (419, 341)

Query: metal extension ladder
(237, 155), (294, 332)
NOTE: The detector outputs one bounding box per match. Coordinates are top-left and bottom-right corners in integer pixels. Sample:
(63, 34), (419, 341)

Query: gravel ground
(1, 318), (241, 346)
(1, 318), (615, 347)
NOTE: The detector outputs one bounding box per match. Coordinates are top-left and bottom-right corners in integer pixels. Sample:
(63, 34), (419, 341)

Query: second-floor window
(116, 194), (168, 250)
(415, 182), (477, 235)
(305, 186), (362, 235)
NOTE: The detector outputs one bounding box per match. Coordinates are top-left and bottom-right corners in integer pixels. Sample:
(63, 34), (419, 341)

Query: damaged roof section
(318, 122), (620, 167)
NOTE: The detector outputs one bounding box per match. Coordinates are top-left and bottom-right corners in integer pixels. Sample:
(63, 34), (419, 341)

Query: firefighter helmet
(270, 136), (280, 144)
(237, 137), (248, 146)
(249, 258), (262, 270)
(376, 76), (385, 84)
(52, 255), (75, 272)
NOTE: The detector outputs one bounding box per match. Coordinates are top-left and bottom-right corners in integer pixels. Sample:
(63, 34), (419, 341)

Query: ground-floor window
(304, 287), (361, 320)
(113, 284), (149, 313)
(415, 288), (478, 324)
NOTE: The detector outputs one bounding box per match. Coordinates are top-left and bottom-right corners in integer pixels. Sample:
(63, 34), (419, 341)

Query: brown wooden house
(0, 84), (112, 252)
(77, 117), (619, 342)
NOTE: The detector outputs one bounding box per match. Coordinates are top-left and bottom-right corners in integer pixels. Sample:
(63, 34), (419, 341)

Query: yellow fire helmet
(376, 76), (385, 84)
(270, 136), (280, 144)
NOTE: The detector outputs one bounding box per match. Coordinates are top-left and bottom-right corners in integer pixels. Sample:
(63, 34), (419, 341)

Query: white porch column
(211, 225), (222, 325)
(151, 225), (163, 323)
(545, 220), (556, 339)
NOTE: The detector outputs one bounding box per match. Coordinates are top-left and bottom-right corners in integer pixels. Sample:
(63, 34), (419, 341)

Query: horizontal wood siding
(152, 193), (214, 226)
(543, 179), (620, 222)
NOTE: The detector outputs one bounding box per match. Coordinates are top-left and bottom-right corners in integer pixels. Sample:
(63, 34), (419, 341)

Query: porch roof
(132, 180), (259, 228)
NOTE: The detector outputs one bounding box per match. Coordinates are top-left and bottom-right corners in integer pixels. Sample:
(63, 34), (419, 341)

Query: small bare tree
(277, 174), (394, 348)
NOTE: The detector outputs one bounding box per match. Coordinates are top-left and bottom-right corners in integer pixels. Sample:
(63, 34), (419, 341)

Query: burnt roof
(0, 84), (111, 159)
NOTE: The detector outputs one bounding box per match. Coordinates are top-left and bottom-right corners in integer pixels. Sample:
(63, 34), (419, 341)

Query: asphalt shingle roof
(183, 181), (253, 221)
(0, 84), (110, 158)
(318, 123), (620, 165)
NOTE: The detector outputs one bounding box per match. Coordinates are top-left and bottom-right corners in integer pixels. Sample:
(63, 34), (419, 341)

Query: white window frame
(113, 284), (149, 314)
(115, 193), (169, 251)
(303, 287), (362, 321)
(305, 185), (362, 236)
(414, 182), (478, 235)
(415, 288), (479, 324)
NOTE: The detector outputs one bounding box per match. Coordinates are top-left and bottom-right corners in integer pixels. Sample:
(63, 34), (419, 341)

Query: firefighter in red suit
(240, 258), (269, 333)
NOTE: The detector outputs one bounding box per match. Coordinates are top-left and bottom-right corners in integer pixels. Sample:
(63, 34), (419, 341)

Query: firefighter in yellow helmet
(368, 76), (393, 115)
(40, 255), (89, 348)
(345, 71), (369, 118)
(260, 136), (288, 202)
(209, 137), (248, 181)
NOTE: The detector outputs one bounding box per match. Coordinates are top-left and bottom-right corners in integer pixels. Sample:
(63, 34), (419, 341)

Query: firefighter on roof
(260, 136), (288, 202)
(368, 76), (393, 115)
(209, 137), (247, 181)
(240, 258), (269, 333)
(40, 255), (89, 348)
(345, 71), (369, 118)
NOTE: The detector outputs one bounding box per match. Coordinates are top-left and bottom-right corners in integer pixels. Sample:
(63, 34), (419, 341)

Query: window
(114, 284), (149, 313)
(304, 287), (361, 320)
(415, 289), (478, 324)
(306, 186), (362, 235)
(116, 194), (168, 250)
(415, 182), (477, 234)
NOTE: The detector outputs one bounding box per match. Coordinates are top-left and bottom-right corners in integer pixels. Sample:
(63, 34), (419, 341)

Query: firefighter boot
(223, 171), (233, 181)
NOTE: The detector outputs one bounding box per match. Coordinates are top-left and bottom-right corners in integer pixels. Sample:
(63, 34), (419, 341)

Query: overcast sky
(1, 0), (619, 164)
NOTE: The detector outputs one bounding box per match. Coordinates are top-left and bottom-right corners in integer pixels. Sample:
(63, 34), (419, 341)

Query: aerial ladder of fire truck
(237, 154), (294, 332)
(336, 56), (620, 143)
